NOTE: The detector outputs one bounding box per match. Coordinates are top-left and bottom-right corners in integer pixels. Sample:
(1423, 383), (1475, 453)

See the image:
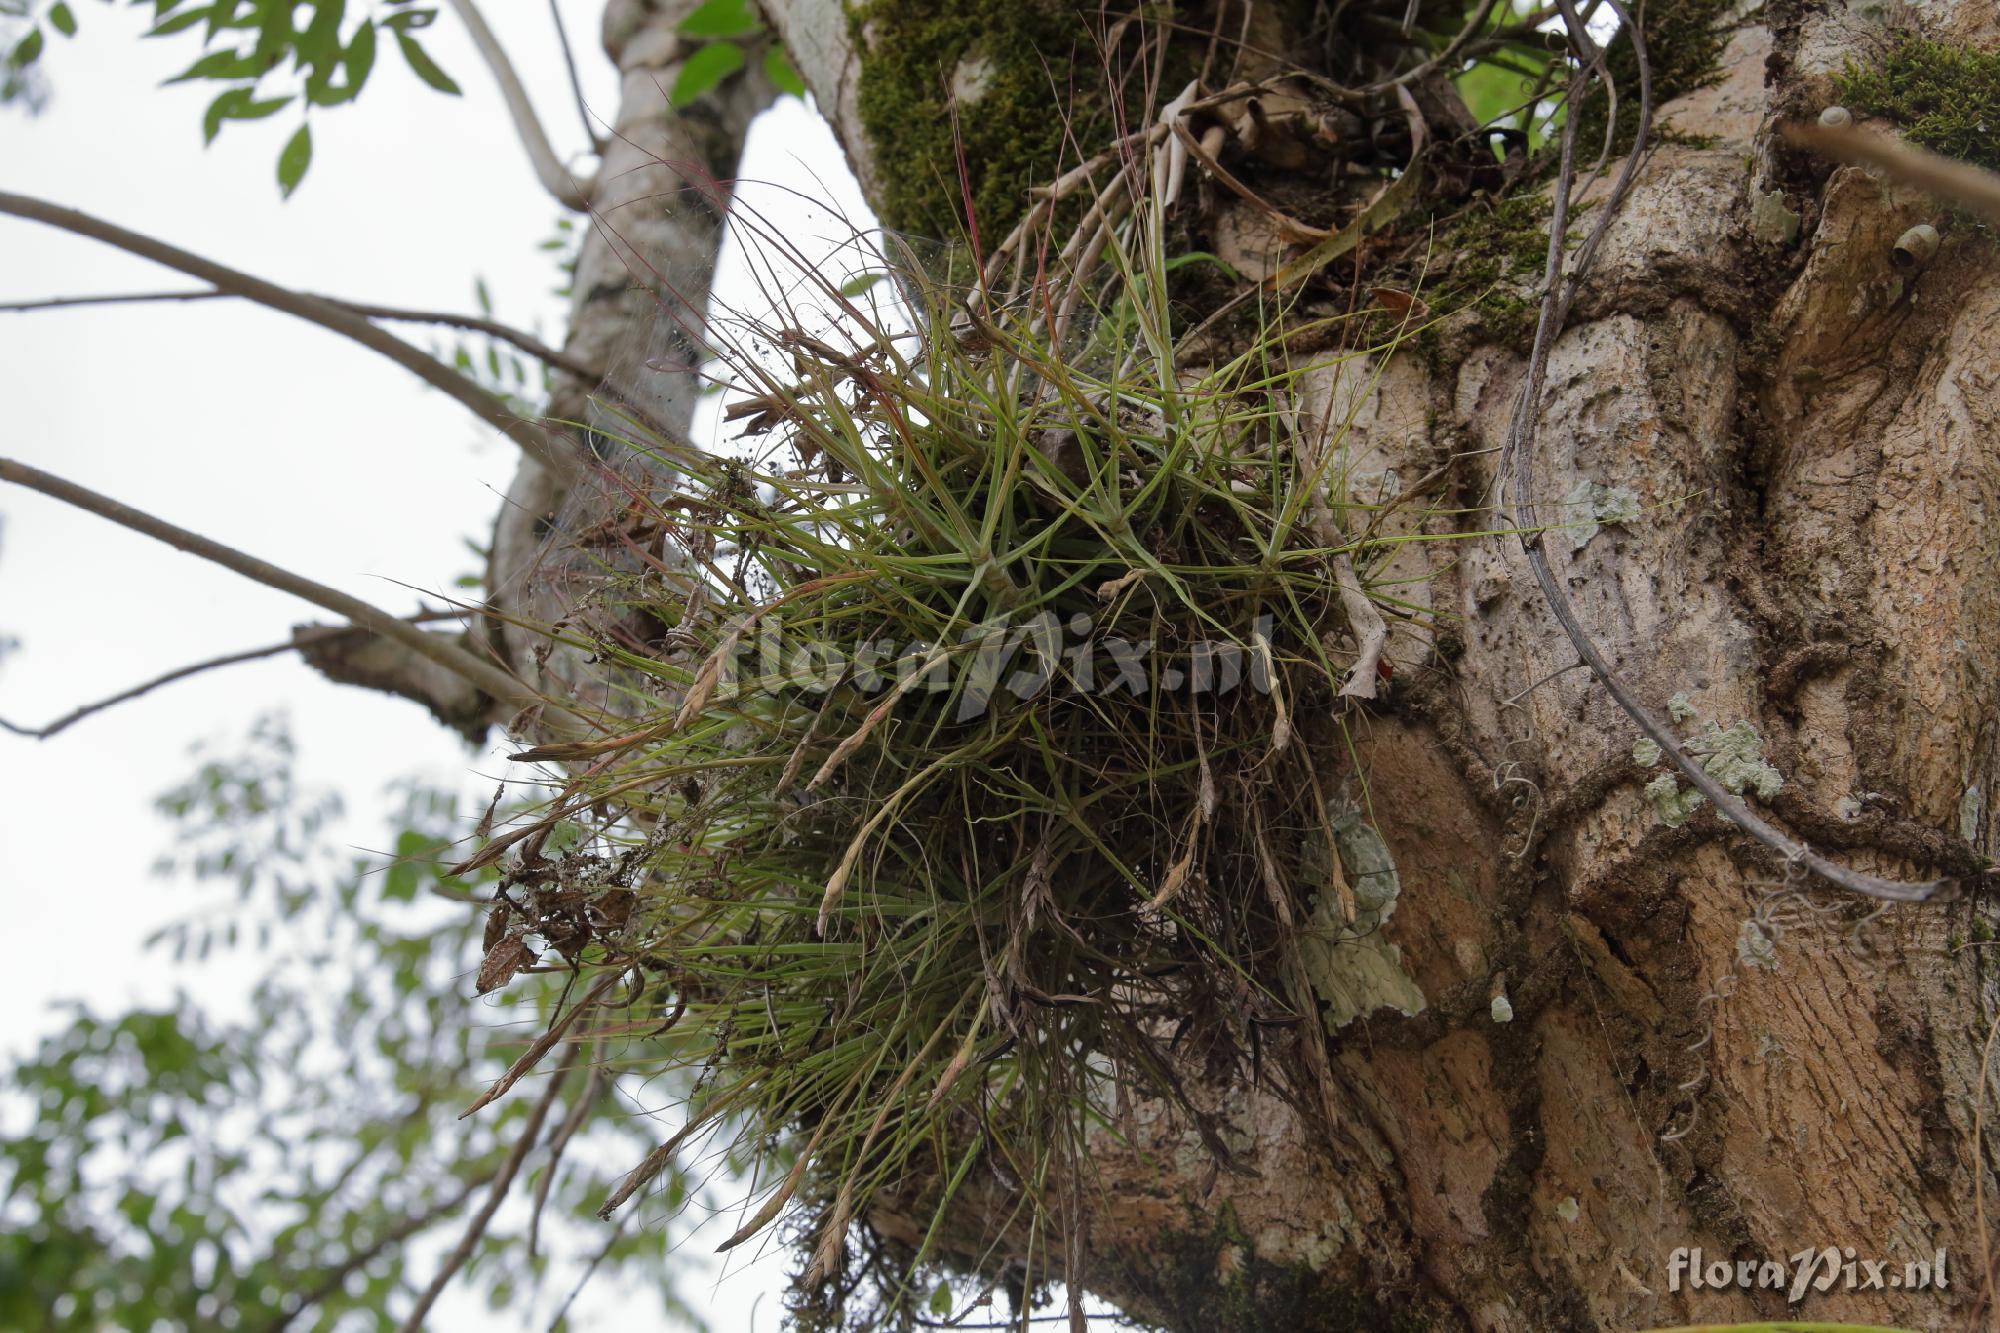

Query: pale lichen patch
(1298, 808), (1426, 1029)
(1562, 479), (1642, 550)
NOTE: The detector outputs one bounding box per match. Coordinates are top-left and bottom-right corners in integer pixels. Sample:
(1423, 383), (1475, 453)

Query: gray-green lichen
(1685, 721), (1783, 799)
(1563, 479), (1642, 549)
(1645, 771), (1706, 827)
(1298, 808), (1425, 1030)
(1639, 715), (1783, 827)
(1750, 186), (1801, 245)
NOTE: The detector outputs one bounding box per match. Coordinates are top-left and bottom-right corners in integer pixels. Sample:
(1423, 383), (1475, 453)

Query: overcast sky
(0, 3), (875, 1326)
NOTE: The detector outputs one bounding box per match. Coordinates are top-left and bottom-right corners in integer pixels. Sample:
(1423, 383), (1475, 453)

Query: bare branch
(1, 640), (297, 740)
(1501, 4), (1950, 904)
(548, 0), (605, 154)
(291, 623), (496, 742)
(0, 457), (588, 732)
(1786, 119), (2000, 228)
(0, 288), (222, 313)
(0, 287), (602, 382)
(0, 191), (582, 481)
(527, 1059), (604, 1261)
(0, 611), (465, 740)
(444, 0), (593, 210)
(397, 1045), (579, 1333)
(264, 1167), (497, 1333)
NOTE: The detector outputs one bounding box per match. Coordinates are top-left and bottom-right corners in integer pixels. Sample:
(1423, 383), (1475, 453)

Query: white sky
(0, 3), (871, 1326)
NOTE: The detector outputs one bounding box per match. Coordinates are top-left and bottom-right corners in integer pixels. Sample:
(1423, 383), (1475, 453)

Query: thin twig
(0, 610), (467, 740)
(527, 1059), (604, 1261)
(546, 1213), (627, 1331)
(265, 1168), (496, 1333)
(0, 287), (600, 381)
(0, 191), (581, 481)
(461, 965), (629, 1118)
(0, 457), (584, 730)
(445, 0), (592, 209)
(397, 1054), (577, 1333)
(1786, 119), (2000, 228)
(1500, 4), (1948, 904)
(548, 0), (605, 154)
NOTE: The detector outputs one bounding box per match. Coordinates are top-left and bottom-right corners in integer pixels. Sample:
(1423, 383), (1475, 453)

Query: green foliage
(0, 718), (699, 1330)
(276, 119), (310, 196)
(1837, 34), (2000, 174)
(668, 0), (805, 110)
(671, 38), (745, 109)
(6, 0), (460, 194)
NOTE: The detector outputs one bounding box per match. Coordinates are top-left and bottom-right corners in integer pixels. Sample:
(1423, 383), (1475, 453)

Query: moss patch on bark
(1836, 34), (2000, 174)
(850, 0), (1104, 239)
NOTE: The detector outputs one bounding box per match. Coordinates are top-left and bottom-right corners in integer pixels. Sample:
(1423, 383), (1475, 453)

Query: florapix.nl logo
(707, 609), (1283, 720)
(1666, 1246), (1949, 1303)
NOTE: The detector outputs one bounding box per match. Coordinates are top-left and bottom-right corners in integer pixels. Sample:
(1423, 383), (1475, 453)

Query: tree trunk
(482, 0), (777, 723)
(714, 1), (2000, 1329)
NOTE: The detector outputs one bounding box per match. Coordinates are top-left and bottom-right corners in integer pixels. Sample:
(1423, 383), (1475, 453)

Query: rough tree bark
(484, 0), (2000, 1327)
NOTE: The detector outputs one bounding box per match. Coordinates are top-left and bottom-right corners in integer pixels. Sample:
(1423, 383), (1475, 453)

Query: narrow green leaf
(379, 7), (434, 32)
(676, 0), (759, 38)
(167, 47), (262, 83)
(202, 87), (244, 142)
(669, 40), (744, 108)
(393, 30), (458, 94)
(47, 3), (76, 38)
(764, 44), (806, 98)
(837, 272), (886, 298)
(344, 19), (374, 88)
(8, 27), (42, 68)
(306, 17), (372, 106)
(146, 7), (212, 38)
(276, 122), (312, 198)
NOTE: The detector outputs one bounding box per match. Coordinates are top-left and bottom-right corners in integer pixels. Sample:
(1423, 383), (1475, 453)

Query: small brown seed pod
(1891, 223), (1940, 269)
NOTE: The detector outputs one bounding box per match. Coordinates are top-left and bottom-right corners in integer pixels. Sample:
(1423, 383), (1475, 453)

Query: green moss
(1837, 35), (2000, 174)
(1574, 0), (1739, 157)
(850, 0), (1110, 240)
(1421, 190), (1559, 345)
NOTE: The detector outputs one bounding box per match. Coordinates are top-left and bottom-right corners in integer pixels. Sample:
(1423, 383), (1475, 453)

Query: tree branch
(0, 457), (588, 732)
(0, 288), (602, 382)
(397, 1044), (579, 1333)
(0, 191), (582, 482)
(0, 611), (466, 740)
(444, 0), (593, 210)
(264, 1166), (497, 1333)
(548, 0), (605, 154)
